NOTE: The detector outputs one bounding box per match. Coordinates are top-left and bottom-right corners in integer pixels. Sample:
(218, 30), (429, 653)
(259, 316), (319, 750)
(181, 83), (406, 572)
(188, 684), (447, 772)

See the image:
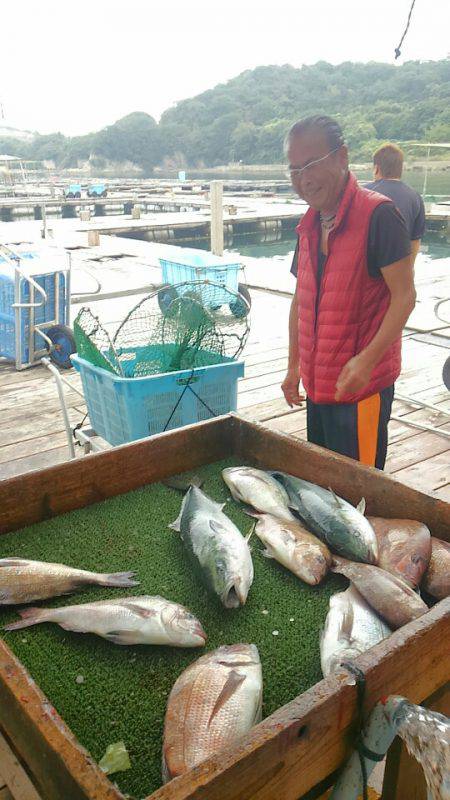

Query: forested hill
(2, 60), (450, 173)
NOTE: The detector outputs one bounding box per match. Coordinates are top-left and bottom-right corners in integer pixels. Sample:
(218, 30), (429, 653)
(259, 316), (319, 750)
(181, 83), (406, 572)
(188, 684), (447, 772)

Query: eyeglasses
(286, 146), (341, 180)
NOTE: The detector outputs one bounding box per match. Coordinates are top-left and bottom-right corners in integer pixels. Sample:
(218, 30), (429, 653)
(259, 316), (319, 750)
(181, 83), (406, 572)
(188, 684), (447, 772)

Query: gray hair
(284, 115), (345, 155)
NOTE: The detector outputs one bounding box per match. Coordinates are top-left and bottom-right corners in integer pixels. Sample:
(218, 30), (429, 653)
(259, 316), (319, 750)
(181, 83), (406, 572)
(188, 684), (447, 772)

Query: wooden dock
(1, 281), (449, 497)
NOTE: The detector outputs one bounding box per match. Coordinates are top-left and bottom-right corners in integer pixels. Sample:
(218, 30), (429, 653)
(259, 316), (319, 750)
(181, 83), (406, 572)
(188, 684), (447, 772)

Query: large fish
(169, 486), (253, 609)
(369, 517), (431, 588)
(272, 473), (378, 564)
(162, 643), (262, 781)
(331, 556), (428, 629)
(0, 558), (139, 605)
(222, 466), (295, 522)
(4, 596), (206, 647)
(252, 513), (332, 585)
(320, 584), (391, 677)
(422, 537), (450, 600)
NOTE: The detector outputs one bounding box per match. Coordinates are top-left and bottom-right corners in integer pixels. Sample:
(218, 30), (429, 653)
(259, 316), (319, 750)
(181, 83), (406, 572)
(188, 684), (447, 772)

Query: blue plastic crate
(159, 249), (240, 306)
(0, 252), (68, 365)
(71, 349), (244, 446)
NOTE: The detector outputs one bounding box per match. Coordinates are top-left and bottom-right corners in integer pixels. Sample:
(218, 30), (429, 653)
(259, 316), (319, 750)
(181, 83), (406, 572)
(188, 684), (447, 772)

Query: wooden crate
(0, 414), (448, 800)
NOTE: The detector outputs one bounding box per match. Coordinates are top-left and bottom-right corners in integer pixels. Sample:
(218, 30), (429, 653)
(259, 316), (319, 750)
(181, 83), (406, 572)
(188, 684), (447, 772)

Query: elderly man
(365, 142), (426, 264)
(282, 116), (416, 469)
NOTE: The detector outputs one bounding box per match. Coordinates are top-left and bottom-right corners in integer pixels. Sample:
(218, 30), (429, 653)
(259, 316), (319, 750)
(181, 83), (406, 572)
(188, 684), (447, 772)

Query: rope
(162, 369), (219, 432)
(73, 412), (89, 445)
(394, 0), (417, 59)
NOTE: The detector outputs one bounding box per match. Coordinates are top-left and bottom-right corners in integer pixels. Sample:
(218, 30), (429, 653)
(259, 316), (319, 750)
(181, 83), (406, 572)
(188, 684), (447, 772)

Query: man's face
(287, 130), (348, 211)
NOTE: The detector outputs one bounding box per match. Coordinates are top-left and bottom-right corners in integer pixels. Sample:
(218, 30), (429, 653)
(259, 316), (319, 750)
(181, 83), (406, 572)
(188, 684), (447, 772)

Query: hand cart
(0, 244), (76, 369)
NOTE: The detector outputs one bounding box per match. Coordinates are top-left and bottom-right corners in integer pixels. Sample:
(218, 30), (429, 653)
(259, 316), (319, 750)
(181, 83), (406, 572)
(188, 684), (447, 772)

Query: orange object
(357, 392), (381, 466)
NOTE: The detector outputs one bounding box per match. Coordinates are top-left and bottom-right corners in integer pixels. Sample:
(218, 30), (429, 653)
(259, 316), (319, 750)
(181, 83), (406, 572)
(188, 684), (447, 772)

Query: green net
(74, 281), (250, 378)
(73, 309), (123, 376)
(113, 281), (250, 377)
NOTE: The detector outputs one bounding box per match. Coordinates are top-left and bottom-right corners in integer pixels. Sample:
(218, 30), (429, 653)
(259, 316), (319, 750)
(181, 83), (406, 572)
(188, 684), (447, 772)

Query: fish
(368, 517), (431, 588)
(169, 486), (254, 609)
(320, 584), (392, 677)
(272, 472), (378, 564)
(422, 537), (450, 600)
(331, 556), (428, 629)
(252, 512), (332, 585)
(0, 558), (139, 605)
(4, 596), (206, 647)
(162, 643), (262, 781)
(221, 466), (295, 522)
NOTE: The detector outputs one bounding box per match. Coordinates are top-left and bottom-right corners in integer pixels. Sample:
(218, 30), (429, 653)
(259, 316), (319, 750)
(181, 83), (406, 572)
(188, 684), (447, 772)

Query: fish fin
(246, 521), (257, 543)
(168, 487), (192, 532)
(241, 505), (262, 518)
(208, 670), (246, 726)
(4, 607), (47, 631)
(262, 548), (274, 559)
(328, 488), (342, 508)
(357, 498), (366, 515)
(121, 602), (157, 619)
(339, 606), (354, 643)
(97, 571), (140, 588)
(104, 630), (138, 645)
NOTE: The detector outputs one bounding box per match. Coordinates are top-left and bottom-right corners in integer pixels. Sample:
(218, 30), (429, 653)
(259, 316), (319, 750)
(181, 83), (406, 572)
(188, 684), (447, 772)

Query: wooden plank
(0, 408), (84, 449)
(0, 415), (234, 534)
(0, 650), (123, 800)
(386, 428), (450, 473)
(0, 732), (41, 800)
(382, 683), (450, 800)
(0, 446), (78, 481)
(391, 451), (449, 495)
(0, 430), (75, 467)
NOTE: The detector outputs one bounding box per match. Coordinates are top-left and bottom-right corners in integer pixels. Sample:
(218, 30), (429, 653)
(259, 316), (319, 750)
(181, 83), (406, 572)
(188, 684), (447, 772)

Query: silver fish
(4, 595), (206, 647)
(0, 558), (139, 605)
(169, 486), (253, 609)
(320, 584), (391, 677)
(272, 473), (378, 564)
(331, 556), (428, 629)
(162, 643), (262, 781)
(222, 466), (295, 522)
(422, 537), (450, 600)
(253, 513), (331, 585)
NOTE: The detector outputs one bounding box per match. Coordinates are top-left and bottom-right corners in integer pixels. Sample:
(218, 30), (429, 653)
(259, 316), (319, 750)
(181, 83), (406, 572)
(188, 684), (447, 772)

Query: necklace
(319, 212), (336, 231)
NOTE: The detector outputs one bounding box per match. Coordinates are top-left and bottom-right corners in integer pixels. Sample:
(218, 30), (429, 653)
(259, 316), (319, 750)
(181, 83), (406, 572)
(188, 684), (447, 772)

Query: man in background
(365, 143), (425, 263)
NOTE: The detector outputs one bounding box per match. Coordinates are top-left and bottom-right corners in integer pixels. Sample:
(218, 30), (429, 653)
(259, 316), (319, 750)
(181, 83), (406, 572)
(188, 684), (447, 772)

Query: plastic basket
(159, 250), (240, 306)
(71, 349), (244, 446)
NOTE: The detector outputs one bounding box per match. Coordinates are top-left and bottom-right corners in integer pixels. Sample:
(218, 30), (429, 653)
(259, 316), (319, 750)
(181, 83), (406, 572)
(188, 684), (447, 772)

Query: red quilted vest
(296, 172), (402, 404)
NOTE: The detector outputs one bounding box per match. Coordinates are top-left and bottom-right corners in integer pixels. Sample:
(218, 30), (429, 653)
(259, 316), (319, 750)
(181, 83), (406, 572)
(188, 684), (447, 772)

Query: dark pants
(306, 385), (395, 470)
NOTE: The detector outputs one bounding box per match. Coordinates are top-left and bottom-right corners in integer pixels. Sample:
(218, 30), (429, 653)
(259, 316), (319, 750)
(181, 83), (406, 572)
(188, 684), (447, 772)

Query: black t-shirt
(290, 202), (411, 281)
(365, 179), (426, 240)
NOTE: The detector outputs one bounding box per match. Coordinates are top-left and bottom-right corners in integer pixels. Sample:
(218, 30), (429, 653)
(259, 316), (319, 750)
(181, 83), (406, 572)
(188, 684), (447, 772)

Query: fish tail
(97, 571), (140, 587)
(4, 607), (49, 631)
(168, 486), (192, 532)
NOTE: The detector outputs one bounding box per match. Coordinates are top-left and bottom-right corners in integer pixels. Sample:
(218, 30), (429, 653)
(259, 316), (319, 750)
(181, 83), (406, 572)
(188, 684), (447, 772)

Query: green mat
(0, 459), (345, 799)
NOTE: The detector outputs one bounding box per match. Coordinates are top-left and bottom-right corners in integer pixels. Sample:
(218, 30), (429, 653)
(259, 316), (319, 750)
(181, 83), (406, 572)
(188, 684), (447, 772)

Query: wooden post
(210, 180), (224, 256)
(41, 204), (47, 239)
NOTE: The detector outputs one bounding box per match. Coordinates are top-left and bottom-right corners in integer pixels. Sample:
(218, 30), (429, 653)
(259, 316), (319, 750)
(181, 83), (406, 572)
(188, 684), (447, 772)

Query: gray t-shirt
(364, 179), (425, 240)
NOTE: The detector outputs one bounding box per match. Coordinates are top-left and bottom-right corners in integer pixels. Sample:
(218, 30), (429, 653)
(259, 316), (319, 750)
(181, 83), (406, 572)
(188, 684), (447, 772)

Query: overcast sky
(1, 0), (449, 136)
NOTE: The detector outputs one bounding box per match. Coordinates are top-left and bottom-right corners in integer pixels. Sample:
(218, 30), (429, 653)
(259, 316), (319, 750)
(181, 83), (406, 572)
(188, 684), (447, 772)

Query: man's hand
(281, 367), (305, 407)
(335, 354), (374, 402)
